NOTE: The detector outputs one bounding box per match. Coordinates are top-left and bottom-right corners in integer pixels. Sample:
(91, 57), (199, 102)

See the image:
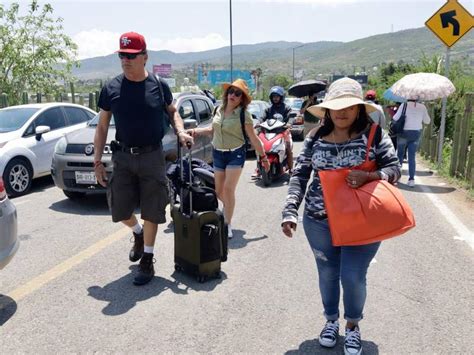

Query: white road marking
(417, 175), (474, 250)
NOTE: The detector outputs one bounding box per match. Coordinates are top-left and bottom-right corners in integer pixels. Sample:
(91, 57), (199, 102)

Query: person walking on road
(190, 79), (269, 239)
(94, 31), (193, 286)
(392, 100), (430, 188)
(281, 78), (400, 355)
(364, 90), (386, 129)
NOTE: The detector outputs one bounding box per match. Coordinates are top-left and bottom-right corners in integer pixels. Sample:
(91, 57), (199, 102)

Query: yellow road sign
(425, 0), (474, 47)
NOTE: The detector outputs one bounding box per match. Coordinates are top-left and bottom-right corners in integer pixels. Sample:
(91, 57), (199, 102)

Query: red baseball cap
(365, 90), (376, 99)
(117, 32), (147, 53)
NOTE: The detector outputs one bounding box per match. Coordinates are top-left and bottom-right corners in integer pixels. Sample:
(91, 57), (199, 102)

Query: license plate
(75, 171), (97, 184)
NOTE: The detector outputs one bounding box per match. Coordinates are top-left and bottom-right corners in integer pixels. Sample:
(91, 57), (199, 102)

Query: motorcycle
(257, 114), (291, 186)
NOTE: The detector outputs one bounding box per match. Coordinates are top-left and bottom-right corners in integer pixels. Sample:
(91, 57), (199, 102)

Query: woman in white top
(392, 100), (431, 187)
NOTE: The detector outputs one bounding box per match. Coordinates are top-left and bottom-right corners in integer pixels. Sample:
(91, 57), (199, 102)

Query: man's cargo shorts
(107, 147), (168, 224)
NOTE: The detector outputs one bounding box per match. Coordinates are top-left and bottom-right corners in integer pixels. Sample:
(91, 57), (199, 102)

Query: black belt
(115, 142), (161, 155)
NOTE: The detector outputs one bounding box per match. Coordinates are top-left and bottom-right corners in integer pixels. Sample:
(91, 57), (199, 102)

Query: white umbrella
(391, 73), (455, 101)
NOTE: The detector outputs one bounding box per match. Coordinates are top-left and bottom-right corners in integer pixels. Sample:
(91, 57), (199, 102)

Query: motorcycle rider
(252, 86), (294, 178)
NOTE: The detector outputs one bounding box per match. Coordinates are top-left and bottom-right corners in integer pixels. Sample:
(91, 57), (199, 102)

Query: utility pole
(292, 44), (305, 82)
(230, 0), (233, 82)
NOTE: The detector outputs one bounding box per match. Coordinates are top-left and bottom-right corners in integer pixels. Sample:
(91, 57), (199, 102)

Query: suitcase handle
(177, 138), (193, 214)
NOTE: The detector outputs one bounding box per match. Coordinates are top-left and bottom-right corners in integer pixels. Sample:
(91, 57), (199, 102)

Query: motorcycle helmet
(269, 86), (285, 101)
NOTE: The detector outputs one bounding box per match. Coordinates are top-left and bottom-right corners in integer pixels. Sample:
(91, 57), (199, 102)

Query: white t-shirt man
(393, 101), (431, 130)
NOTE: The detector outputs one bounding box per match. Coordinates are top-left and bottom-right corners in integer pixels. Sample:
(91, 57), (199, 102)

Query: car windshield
(0, 108), (39, 133)
(88, 113), (115, 126)
(287, 99), (303, 110)
(247, 103), (262, 116)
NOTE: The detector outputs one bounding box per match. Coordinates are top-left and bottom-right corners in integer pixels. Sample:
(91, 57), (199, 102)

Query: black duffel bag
(182, 185), (218, 214)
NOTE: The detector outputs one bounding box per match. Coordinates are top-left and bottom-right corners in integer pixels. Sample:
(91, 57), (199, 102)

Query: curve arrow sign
(440, 10), (460, 36)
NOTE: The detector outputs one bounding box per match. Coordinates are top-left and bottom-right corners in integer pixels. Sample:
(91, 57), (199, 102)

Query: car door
(178, 99), (204, 159)
(23, 107), (68, 175)
(194, 98), (214, 162)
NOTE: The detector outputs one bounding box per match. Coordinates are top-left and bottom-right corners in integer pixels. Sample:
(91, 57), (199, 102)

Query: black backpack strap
(240, 108), (249, 147)
(150, 72), (167, 111)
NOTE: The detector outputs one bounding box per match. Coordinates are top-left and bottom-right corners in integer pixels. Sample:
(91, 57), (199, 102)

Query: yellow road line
(6, 227), (129, 302)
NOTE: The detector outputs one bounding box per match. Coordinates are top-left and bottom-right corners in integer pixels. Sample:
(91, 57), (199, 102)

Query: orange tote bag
(318, 124), (415, 246)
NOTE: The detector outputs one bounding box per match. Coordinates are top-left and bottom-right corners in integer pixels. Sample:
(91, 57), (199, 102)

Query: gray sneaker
(319, 320), (339, 348)
(344, 326), (362, 355)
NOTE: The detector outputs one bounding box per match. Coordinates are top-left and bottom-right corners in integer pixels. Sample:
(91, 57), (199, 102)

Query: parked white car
(0, 103), (97, 197)
(0, 177), (18, 270)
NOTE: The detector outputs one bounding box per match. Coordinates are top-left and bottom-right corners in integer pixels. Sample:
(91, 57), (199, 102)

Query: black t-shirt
(98, 73), (173, 147)
(262, 103), (292, 124)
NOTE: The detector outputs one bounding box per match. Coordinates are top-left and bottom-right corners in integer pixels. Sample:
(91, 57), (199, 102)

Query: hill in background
(73, 27), (474, 81)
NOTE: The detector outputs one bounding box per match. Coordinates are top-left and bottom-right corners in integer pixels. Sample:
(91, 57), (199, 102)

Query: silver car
(51, 92), (215, 199)
(0, 177), (18, 270)
(0, 103), (97, 197)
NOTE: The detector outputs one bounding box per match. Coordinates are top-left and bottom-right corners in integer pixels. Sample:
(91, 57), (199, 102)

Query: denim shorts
(212, 146), (246, 171)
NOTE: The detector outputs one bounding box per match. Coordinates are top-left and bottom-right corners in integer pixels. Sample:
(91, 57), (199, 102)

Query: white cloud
(73, 29), (120, 59)
(73, 30), (228, 59)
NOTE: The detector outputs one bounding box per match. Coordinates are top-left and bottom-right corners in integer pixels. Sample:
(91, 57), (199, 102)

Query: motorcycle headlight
(54, 137), (67, 155)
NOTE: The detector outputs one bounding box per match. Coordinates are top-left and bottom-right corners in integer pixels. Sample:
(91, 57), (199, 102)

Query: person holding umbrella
(300, 92), (319, 123)
(392, 100), (431, 187)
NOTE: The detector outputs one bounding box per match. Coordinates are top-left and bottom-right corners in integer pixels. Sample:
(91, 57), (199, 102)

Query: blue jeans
(397, 130), (421, 180)
(212, 146), (246, 172)
(302, 215), (380, 323)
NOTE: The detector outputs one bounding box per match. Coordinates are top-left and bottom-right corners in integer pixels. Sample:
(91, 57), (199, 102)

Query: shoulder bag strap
(364, 124), (379, 163)
(240, 108), (249, 147)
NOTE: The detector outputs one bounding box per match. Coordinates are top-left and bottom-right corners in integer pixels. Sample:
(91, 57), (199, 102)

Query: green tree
(0, 1), (78, 104)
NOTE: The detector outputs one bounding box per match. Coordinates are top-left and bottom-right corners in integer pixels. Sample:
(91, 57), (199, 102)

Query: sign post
(425, 0), (473, 164)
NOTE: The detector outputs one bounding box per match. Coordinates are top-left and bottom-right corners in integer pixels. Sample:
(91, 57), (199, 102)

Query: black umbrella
(288, 80), (327, 98)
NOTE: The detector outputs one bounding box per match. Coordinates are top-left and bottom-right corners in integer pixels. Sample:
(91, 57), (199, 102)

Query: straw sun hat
(307, 77), (377, 119)
(222, 79), (252, 103)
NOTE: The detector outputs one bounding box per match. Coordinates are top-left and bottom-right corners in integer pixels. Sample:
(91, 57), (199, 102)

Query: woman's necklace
(332, 131), (349, 163)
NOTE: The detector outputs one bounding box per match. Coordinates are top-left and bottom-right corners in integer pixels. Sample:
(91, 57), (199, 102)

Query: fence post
(36, 93), (42, 103)
(88, 93), (94, 110)
(455, 93), (473, 178)
(450, 112), (462, 176)
(0, 93), (8, 108)
(95, 90), (99, 111)
(79, 95), (84, 106)
(22, 92), (29, 104)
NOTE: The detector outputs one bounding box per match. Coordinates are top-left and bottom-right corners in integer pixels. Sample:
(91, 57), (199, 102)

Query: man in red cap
(364, 90), (386, 129)
(93, 31), (193, 285)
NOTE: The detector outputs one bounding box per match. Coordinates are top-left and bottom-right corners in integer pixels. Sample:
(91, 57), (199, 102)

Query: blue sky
(6, 0), (474, 59)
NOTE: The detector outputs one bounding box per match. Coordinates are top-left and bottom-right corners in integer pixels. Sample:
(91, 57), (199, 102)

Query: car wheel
(2, 158), (33, 197)
(63, 190), (86, 200)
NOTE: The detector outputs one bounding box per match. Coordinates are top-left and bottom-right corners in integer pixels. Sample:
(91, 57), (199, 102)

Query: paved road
(1, 140), (473, 354)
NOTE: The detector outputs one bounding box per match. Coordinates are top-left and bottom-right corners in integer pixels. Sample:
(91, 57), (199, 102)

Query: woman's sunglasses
(228, 88), (243, 97)
(118, 52), (146, 60)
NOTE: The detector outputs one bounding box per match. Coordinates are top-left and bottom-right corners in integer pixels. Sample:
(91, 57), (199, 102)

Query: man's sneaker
(318, 320), (339, 348)
(407, 179), (415, 188)
(227, 224), (233, 239)
(344, 326), (362, 355)
(133, 252), (155, 286)
(129, 231), (144, 262)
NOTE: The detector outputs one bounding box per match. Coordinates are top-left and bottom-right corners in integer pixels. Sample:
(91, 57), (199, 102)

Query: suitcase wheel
(174, 264), (183, 272)
(197, 275), (207, 283)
